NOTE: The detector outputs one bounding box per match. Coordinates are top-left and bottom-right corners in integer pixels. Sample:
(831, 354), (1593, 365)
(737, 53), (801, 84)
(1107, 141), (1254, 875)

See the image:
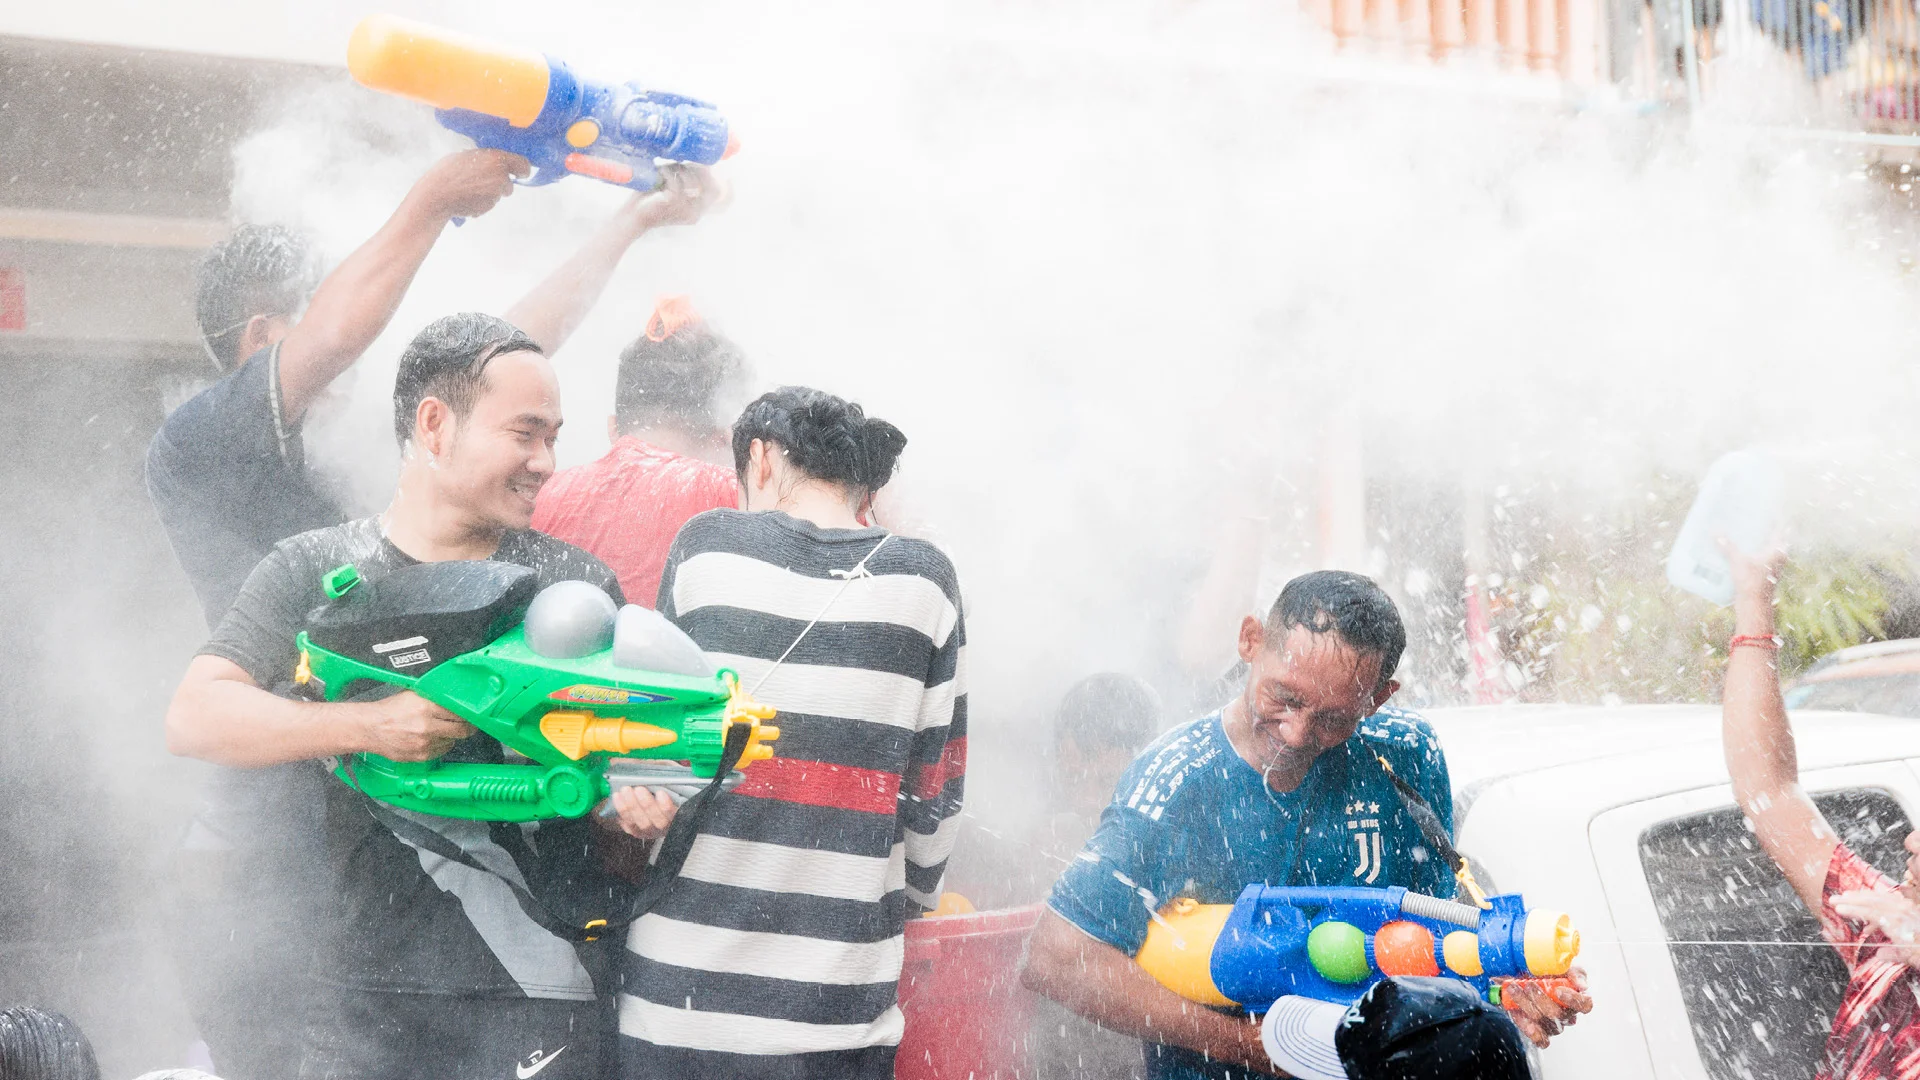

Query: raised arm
(505, 163), (725, 356)
(276, 149), (529, 420)
(1021, 910), (1281, 1077)
(1722, 544), (1837, 915)
(164, 654), (474, 768)
(1175, 515), (1265, 678)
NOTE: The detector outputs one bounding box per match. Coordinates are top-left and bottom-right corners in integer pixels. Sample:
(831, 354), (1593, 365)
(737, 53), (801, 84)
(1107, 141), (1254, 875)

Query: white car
(1432, 704), (1920, 1080)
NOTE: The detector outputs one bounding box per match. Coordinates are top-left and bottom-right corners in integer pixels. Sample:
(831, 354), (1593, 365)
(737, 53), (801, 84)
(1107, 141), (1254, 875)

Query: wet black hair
(614, 321), (748, 436)
(1052, 672), (1161, 753)
(195, 223), (317, 371)
(392, 313), (543, 446)
(0, 1007), (101, 1080)
(731, 386), (907, 496)
(1266, 570), (1407, 691)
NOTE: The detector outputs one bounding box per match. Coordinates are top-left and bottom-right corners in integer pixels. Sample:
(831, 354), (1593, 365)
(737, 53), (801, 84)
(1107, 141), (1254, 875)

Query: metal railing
(1303, 0), (1920, 141)
(1663, 0), (1920, 140)
(1302, 0), (1609, 83)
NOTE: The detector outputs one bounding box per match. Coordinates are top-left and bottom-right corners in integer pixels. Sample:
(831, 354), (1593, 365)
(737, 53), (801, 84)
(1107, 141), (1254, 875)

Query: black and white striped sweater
(617, 509), (967, 1077)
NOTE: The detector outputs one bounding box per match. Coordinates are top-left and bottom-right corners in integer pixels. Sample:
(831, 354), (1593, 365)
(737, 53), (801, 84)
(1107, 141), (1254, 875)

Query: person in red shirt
(533, 296), (747, 604)
(1724, 543), (1920, 1080)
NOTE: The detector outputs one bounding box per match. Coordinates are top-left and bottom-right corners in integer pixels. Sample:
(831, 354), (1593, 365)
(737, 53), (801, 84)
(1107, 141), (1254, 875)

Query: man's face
(434, 350), (562, 530)
(1238, 622), (1395, 758)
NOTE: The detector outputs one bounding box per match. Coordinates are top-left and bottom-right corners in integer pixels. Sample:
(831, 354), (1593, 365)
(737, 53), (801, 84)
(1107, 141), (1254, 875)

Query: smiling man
(163, 313), (650, 1080)
(1021, 570), (1588, 1079)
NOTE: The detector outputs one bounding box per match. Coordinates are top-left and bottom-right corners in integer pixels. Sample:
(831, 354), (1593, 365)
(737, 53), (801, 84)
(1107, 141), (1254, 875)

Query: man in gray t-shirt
(164, 314), (663, 1080)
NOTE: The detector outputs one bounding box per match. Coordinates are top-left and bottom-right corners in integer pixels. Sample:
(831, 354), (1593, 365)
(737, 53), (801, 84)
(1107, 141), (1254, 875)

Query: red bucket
(895, 904), (1043, 1080)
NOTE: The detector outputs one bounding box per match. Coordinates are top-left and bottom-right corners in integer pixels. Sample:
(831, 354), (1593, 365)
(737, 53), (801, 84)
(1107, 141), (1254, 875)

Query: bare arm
(1722, 546), (1836, 915)
(506, 163), (725, 356)
(1176, 515), (1266, 677)
(277, 149), (530, 421)
(165, 654), (475, 768)
(1021, 909), (1282, 1077)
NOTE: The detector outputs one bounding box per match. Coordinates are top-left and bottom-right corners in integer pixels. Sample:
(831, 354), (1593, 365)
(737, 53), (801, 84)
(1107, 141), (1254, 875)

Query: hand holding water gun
(348, 14), (737, 195)
(293, 560), (777, 823)
(1136, 884), (1589, 1047)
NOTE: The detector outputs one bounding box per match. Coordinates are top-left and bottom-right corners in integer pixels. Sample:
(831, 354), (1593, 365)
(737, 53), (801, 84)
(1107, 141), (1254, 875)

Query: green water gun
(292, 559), (777, 822)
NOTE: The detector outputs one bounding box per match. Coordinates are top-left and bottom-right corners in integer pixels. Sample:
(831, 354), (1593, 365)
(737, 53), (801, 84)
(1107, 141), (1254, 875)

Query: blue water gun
(1135, 885), (1581, 1014)
(348, 14), (735, 193)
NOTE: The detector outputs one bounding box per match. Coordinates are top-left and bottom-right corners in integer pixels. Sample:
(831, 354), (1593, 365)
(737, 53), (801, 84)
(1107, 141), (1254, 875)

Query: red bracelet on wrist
(1730, 634), (1783, 650)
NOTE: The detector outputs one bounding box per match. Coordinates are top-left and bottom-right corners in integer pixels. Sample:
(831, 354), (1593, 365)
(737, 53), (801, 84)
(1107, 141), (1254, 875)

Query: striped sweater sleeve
(901, 594), (967, 911)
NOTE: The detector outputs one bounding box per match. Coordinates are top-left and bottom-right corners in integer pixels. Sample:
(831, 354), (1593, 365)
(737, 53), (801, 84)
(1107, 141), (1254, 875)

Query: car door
(1587, 763), (1918, 1080)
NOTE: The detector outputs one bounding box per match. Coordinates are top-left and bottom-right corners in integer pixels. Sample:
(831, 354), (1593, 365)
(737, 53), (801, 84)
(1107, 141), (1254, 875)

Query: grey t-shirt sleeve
(201, 545), (311, 689)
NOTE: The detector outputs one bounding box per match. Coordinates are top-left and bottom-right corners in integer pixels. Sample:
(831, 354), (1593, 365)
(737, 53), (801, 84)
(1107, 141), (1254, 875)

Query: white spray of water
(226, 0), (1920, 833)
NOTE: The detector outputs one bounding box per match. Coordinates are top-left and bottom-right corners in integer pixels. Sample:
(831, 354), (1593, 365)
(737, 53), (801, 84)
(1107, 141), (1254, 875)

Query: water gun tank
(347, 13), (553, 128)
(613, 605), (714, 677)
(305, 561), (539, 674)
(523, 581), (618, 659)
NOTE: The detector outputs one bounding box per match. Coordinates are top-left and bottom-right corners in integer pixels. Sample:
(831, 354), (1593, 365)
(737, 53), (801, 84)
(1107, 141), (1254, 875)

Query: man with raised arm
(147, 151), (718, 628)
(1021, 571), (1591, 1079)
(1721, 545), (1920, 1078)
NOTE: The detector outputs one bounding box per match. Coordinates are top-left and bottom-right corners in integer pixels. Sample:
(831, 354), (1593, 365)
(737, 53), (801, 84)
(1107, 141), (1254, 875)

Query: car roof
(1423, 704), (1920, 812)
(1798, 649), (1920, 683)
(1801, 637), (1920, 677)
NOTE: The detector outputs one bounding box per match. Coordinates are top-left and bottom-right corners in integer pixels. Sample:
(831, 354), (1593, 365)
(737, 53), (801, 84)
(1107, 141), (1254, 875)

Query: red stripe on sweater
(910, 737), (968, 801)
(732, 757), (900, 815)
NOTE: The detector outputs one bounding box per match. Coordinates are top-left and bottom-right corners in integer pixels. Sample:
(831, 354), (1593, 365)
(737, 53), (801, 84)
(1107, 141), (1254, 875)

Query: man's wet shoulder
(268, 517), (386, 574)
(503, 529), (623, 599)
(1355, 705), (1441, 751)
(1112, 714), (1234, 824)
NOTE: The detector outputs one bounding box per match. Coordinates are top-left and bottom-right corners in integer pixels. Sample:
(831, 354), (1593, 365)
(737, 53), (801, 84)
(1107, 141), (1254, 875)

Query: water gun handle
(453, 167), (563, 224)
(1492, 976), (1581, 1014)
(294, 632), (421, 701)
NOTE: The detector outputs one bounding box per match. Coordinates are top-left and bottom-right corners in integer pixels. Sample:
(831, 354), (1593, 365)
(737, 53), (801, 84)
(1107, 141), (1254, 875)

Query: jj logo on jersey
(1345, 800), (1384, 884)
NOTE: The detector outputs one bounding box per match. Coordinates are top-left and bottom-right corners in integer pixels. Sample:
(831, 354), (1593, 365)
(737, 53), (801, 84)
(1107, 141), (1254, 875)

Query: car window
(1784, 676), (1920, 718)
(1639, 789), (1911, 1080)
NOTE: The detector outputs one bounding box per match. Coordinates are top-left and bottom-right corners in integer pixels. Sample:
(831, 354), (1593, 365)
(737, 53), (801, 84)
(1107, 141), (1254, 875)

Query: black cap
(1261, 977), (1531, 1080)
(1335, 977), (1531, 1080)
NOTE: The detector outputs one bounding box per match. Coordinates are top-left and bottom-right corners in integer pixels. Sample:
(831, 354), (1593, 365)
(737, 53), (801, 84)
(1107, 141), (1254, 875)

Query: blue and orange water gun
(347, 14), (735, 193)
(1136, 885), (1581, 1015)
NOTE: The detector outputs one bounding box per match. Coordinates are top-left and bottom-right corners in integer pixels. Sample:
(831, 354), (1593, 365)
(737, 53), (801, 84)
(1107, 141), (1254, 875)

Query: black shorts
(296, 987), (612, 1080)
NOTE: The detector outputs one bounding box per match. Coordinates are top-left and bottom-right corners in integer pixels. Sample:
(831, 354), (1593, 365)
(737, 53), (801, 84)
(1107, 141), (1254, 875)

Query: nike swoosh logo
(516, 1045), (567, 1079)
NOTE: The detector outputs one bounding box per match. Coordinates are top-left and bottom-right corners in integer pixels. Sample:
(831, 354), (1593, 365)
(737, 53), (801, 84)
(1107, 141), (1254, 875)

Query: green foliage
(1767, 553), (1898, 676)
(1475, 474), (1917, 701)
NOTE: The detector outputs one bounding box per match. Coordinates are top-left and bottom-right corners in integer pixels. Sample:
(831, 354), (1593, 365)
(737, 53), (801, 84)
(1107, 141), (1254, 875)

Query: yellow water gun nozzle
(540, 712), (678, 760)
(720, 673), (779, 766)
(1523, 910), (1581, 976)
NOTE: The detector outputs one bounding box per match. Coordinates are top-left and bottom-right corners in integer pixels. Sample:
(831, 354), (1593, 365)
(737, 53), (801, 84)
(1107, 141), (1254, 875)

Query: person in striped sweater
(608, 385), (967, 1080)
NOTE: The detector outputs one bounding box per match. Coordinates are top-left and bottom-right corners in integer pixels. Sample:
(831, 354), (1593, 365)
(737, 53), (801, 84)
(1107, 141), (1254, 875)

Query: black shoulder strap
(1371, 751), (1490, 907)
(356, 721), (754, 942)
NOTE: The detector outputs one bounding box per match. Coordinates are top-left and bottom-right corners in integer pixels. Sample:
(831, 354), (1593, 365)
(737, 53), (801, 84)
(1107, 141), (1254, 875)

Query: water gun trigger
(448, 164), (564, 225)
(519, 165), (570, 188)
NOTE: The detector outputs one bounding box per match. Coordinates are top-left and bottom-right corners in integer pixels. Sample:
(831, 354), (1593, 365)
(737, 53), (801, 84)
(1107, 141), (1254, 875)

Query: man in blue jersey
(1021, 571), (1590, 1079)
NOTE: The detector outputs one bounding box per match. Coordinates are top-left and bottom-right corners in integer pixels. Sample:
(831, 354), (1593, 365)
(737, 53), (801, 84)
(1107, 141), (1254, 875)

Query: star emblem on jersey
(516, 1045), (567, 1079)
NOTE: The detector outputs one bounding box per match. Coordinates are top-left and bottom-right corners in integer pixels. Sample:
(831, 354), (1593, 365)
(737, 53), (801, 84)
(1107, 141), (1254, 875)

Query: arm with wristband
(1720, 541), (1839, 917)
